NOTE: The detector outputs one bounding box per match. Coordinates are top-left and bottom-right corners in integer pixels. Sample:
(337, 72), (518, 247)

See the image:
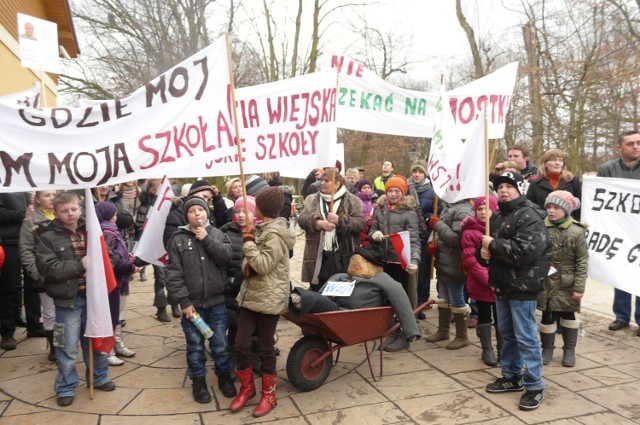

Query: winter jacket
(165, 223), (232, 310)
(526, 176), (582, 220)
(481, 195), (552, 300)
(460, 216), (495, 303)
(369, 195), (421, 265)
(19, 208), (53, 290)
(102, 228), (135, 291)
(35, 219), (87, 308)
(432, 200), (473, 282)
(134, 190), (157, 237)
(537, 217), (588, 313)
(298, 190), (365, 285)
(408, 180), (441, 243)
(373, 174), (394, 195)
(597, 157), (640, 179)
(0, 192), (30, 245)
(237, 218), (296, 315)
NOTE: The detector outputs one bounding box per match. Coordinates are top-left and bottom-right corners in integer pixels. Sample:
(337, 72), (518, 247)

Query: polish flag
(389, 231), (411, 269)
(134, 176), (174, 266)
(84, 188), (117, 353)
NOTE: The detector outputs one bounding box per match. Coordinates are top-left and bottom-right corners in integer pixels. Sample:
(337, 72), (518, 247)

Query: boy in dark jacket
(35, 192), (116, 407)
(480, 172), (552, 412)
(165, 196), (235, 403)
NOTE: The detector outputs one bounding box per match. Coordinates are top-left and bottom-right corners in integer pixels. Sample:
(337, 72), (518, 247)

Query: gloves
(427, 242), (438, 257)
(371, 231), (384, 242)
(242, 231), (255, 243)
(428, 216), (440, 229)
(406, 264), (418, 275)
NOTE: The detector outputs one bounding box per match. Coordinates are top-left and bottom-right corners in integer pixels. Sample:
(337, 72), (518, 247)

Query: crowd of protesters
(1, 130), (639, 413)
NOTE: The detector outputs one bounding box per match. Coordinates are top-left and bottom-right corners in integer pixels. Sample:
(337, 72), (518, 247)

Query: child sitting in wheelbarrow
(290, 245), (421, 349)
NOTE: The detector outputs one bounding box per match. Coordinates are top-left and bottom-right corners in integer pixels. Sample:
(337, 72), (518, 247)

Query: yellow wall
(0, 10), (58, 106)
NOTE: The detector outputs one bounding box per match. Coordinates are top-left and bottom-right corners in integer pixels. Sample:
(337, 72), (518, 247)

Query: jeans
(181, 302), (231, 378)
(438, 278), (466, 308)
(612, 288), (640, 325)
(496, 298), (544, 391)
(54, 297), (110, 397)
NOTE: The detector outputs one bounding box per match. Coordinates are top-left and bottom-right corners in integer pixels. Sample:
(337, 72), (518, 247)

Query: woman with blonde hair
(527, 149), (582, 219)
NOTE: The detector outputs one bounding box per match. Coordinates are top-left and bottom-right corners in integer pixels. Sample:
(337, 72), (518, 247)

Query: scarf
(40, 207), (55, 221)
(319, 185), (347, 251)
(358, 192), (373, 216)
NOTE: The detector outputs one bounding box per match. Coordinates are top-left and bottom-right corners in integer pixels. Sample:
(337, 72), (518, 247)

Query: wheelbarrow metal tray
(284, 306), (394, 346)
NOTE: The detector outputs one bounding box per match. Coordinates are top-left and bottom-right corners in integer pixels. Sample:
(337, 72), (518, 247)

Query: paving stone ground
(1, 233), (639, 424)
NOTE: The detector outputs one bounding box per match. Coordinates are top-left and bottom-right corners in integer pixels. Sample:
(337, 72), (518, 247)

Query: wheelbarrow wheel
(286, 335), (333, 391)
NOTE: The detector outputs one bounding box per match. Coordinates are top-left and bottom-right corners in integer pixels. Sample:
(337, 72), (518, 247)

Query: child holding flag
(369, 175), (421, 352)
(35, 192), (116, 407)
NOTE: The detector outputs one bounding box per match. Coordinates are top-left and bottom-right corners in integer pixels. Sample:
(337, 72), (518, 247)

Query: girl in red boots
(230, 187), (296, 417)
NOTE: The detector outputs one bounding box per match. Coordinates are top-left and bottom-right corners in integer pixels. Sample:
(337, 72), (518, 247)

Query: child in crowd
(35, 192), (116, 407)
(95, 202), (138, 366)
(461, 196), (500, 365)
(231, 187), (295, 417)
(165, 197), (236, 403)
(425, 196), (474, 349)
(538, 190), (588, 367)
(357, 179), (375, 248)
(19, 190), (57, 361)
(369, 175), (421, 352)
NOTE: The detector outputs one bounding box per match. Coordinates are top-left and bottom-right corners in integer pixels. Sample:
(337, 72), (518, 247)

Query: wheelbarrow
(283, 299), (435, 391)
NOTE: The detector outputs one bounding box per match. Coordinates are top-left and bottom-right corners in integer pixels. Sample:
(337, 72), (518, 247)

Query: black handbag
(317, 233), (354, 285)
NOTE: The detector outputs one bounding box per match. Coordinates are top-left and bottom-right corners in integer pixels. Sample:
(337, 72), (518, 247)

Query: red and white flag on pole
(389, 231), (411, 269)
(84, 188), (117, 353)
(133, 176), (174, 266)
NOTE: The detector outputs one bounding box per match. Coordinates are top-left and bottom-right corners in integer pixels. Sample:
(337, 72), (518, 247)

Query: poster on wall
(17, 13), (60, 73)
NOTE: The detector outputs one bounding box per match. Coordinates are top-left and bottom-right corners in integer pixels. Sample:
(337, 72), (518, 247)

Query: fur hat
(545, 190), (580, 217)
(245, 175), (269, 196)
(353, 245), (385, 267)
(234, 195), (256, 216)
(474, 196), (498, 214)
(493, 171), (525, 195)
(188, 179), (215, 197)
(255, 187), (284, 218)
(410, 159), (428, 175)
(385, 175), (409, 196)
(357, 179), (373, 191)
(183, 196), (210, 222)
(95, 202), (117, 222)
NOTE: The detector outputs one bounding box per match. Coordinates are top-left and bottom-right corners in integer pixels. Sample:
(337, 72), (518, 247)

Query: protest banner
(324, 53), (517, 139)
(582, 176), (640, 297)
(0, 84), (40, 108)
(0, 36), (338, 192)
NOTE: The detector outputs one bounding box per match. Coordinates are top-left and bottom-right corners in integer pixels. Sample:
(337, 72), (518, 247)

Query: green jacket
(537, 217), (588, 312)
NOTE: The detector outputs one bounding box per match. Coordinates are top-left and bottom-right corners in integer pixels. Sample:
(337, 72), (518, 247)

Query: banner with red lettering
(582, 176), (640, 297)
(0, 36), (337, 192)
(325, 54), (517, 139)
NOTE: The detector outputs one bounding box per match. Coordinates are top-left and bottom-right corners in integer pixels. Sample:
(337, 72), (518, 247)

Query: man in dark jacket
(597, 130), (640, 333)
(479, 171), (552, 412)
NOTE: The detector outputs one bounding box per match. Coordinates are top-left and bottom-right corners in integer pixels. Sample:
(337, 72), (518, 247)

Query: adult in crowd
(527, 149), (582, 220)
(507, 145), (538, 181)
(597, 130), (640, 333)
(298, 172), (365, 292)
(373, 160), (395, 195)
(0, 191), (31, 350)
(480, 171), (552, 411)
(19, 190), (57, 359)
(344, 168), (360, 187)
(369, 175), (421, 351)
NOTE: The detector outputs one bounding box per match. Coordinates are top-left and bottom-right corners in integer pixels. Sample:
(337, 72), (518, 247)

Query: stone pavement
(1, 233), (640, 424)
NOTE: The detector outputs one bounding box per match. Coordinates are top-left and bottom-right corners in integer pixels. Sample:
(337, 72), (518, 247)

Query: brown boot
(45, 330), (56, 361)
(424, 304), (450, 343)
(252, 373), (277, 417)
(446, 306), (470, 350)
(230, 367), (256, 412)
